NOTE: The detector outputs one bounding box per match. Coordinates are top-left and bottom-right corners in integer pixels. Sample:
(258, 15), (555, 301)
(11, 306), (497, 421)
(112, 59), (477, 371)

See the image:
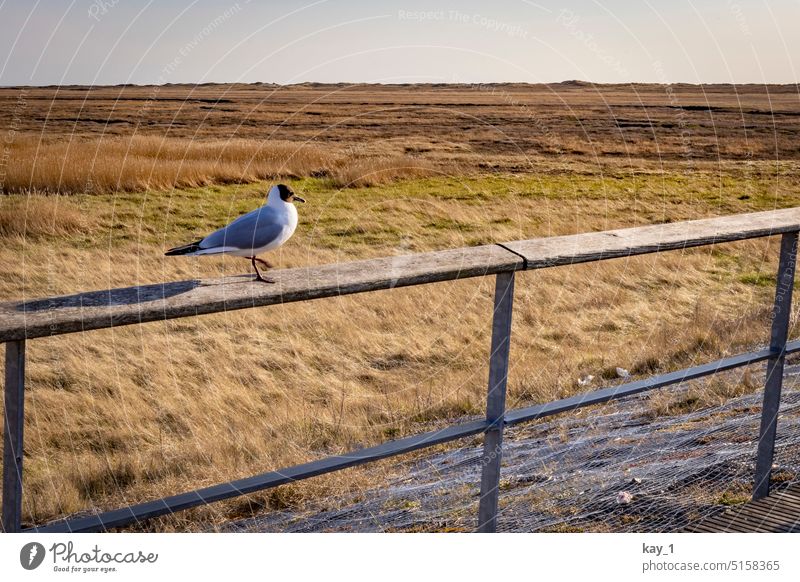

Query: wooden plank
(2, 340), (25, 533)
(770, 493), (800, 509)
(774, 486), (800, 501)
(774, 496), (800, 509)
(502, 207), (800, 270)
(771, 509), (800, 524)
(769, 495), (800, 511)
(30, 417), (490, 532)
(687, 513), (748, 533)
(710, 512), (780, 532)
(691, 521), (726, 533)
(743, 494), (800, 515)
(696, 517), (746, 533)
(754, 509), (800, 530)
(706, 511), (772, 532)
(689, 488), (800, 532)
(704, 519), (754, 533)
(779, 489), (800, 500)
(721, 509), (793, 532)
(2, 207), (800, 342)
(754, 232), (798, 499)
(731, 504), (797, 531)
(0, 245), (522, 342)
(477, 272), (515, 533)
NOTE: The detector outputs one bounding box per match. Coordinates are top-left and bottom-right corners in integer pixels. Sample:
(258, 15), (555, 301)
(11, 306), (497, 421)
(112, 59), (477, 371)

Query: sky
(0, 0), (798, 86)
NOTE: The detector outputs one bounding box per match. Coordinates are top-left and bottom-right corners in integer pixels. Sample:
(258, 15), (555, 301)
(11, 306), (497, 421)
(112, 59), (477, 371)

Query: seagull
(165, 184), (305, 283)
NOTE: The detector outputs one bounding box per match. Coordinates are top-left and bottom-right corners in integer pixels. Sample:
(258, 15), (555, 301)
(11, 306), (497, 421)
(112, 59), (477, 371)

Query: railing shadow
(15, 280), (201, 312)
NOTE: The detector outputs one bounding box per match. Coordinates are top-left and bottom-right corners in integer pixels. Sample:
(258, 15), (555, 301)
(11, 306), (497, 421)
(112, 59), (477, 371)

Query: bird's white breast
(255, 202), (297, 253)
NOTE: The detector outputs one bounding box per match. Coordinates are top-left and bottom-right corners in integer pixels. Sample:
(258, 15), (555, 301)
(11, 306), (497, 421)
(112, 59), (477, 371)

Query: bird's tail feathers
(165, 240), (204, 256)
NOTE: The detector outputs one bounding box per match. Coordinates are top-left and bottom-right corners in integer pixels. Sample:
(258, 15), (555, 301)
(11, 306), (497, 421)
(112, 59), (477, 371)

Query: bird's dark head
(276, 184), (305, 204)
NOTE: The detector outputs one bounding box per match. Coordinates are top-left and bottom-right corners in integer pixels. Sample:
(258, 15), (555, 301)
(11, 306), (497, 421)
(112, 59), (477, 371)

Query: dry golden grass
(329, 155), (446, 188)
(0, 195), (88, 239)
(1, 135), (452, 195)
(1, 83), (800, 531)
(2, 166), (799, 530)
(643, 369), (760, 420)
(2, 135), (334, 194)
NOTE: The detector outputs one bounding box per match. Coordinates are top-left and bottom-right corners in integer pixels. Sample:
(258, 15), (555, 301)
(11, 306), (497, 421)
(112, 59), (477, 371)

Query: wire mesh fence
(226, 361), (800, 533)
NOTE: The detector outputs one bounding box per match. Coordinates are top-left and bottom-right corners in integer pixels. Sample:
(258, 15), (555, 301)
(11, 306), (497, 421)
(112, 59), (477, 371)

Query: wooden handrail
(0, 245), (521, 342)
(501, 206), (800, 267)
(1, 207), (798, 342)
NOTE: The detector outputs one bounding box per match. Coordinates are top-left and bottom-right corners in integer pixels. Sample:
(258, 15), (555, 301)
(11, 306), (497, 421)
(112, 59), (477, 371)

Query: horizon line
(2, 79), (799, 90)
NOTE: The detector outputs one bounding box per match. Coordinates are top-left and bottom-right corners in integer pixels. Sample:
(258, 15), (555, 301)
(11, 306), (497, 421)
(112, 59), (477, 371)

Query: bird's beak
(293, 195), (306, 203)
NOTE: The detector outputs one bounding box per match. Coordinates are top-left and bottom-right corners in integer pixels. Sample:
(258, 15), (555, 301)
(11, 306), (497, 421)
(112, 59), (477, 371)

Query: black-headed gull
(166, 184), (305, 282)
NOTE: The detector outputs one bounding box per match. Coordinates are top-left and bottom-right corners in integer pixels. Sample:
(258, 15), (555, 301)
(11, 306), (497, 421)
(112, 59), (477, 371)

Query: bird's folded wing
(200, 206), (285, 250)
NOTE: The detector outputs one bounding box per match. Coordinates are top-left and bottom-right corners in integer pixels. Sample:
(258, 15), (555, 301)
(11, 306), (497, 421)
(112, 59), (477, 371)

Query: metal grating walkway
(688, 484), (800, 532)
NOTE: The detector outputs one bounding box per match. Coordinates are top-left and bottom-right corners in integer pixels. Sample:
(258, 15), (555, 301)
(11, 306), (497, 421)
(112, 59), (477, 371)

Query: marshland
(1, 82), (800, 530)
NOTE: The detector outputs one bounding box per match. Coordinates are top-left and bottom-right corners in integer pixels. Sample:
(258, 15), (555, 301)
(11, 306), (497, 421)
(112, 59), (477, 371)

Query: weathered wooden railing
(2, 207), (800, 533)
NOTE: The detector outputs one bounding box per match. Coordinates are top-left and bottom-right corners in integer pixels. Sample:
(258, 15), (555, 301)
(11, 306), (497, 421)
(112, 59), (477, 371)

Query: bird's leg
(249, 256), (275, 284)
(253, 257), (273, 270)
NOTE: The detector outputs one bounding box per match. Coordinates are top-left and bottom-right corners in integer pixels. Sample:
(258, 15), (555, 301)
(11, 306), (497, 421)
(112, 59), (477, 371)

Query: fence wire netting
(226, 361), (800, 533)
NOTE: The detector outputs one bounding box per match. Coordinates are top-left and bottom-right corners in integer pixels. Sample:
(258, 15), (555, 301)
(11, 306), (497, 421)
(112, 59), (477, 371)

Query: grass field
(1, 83), (800, 530)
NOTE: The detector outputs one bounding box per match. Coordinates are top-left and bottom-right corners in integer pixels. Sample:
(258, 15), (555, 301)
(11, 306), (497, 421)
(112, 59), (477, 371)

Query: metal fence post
(2, 340), (26, 532)
(753, 231), (798, 500)
(477, 271), (515, 532)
